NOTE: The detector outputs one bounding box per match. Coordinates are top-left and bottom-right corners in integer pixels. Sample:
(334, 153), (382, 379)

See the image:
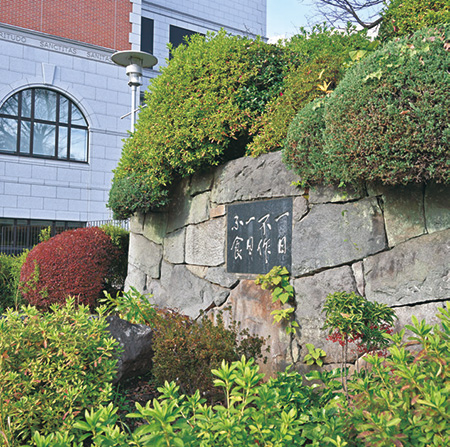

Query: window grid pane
(0, 88), (88, 162)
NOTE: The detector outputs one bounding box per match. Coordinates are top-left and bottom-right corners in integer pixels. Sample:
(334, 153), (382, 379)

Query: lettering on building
(227, 198), (292, 274)
(87, 51), (110, 62)
(40, 41), (77, 54)
(0, 31), (26, 43)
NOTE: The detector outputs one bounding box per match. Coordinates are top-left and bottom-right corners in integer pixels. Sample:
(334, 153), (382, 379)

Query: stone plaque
(227, 198), (292, 274)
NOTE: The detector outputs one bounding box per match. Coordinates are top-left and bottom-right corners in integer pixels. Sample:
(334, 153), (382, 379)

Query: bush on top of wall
(247, 24), (372, 157)
(379, 0), (450, 41)
(108, 28), (370, 219)
(284, 25), (450, 187)
(19, 227), (119, 310)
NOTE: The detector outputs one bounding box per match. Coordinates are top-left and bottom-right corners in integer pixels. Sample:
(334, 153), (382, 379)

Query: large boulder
(106, 316), (154, 383)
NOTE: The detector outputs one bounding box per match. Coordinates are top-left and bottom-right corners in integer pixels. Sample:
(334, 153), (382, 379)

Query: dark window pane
(71, 104), (87, 126)
(70, 128), (87, 161)
(169, 25), (204, 59)
(33, 123), (56, 156)
(141, 17), (154, 54)
(58, 126), (68, 158)
(35, 89), (57, 121)
(0, 94), (19, 116)
(21, 90), (32, 118)
(0, 117), (17, 152)
(20, 121), (31, 153)
(59, 96), (69, 123)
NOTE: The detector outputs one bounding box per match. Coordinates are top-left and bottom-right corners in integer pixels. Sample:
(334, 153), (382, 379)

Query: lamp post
(111, 50), (158, 131)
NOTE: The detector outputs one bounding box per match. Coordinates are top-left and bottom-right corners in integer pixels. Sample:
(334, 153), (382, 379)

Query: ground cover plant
(0, 298), (119, 445)
(19, 227), (119, 310)
(27, 304), (450, 447)
(284, 25), (450, 188)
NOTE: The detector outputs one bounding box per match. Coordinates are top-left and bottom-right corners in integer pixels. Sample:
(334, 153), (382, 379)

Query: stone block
(309, 184), (365, 204)
(130, 213), (145, 235)
(292, 198), (387, 277)
(210, 204), (226, 218)
(293, 196), (308, 222)
(128, 233), (162, 279)
(205, 267), (239, 288)
(186, 265), (208, 278)
(211, 151), (302, 204)
(393, 301), (445, 339)
(163, 227), (185, 264)
(166, 178), (190, 233)
(364, 229), (450, 306)
(293, 266), (358, 364)
(381, 184), (425, 247)
(210, 280), (292, 377)
(124, 263), (147, 294)
(189, 169), (214, 195)
(106, 316), (153, 383)
(425, 182), (450, 233)
(147, 262), (230, 318)
(143, 212), (168, 244)
(188, 192), (210, 224)
(185, 218), (226, 266)
(352, 261), (365, 296)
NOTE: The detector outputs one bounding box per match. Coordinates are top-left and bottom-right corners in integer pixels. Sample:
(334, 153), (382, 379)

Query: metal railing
(0, 220), (129, 255)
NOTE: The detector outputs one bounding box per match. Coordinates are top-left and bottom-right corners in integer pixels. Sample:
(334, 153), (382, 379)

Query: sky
(266, 0), (317, 42)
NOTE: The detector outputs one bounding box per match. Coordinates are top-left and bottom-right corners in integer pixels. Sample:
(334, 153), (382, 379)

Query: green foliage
(304, 343), (327, 367)
(100, 224), (130, 294)
(32, 357), (346, 447)
(152, 310), (267, 400)
(0, 298), (119, 444)
(285, 25), (450, 187)
(108, 31), (291, 219)
(0, 250), (28, 312)
(380, 0), (450, 40)
(283, 97), (329, 186)
(341, 303), (450, 445)
(247, 24), (372, 156)
(323, 291), (396, 394)
(38, 226), (52, 243)
(101, 287), (156, 326)
(255, 266), (299, 334)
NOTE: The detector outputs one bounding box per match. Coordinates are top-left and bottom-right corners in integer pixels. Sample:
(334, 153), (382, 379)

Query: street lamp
(111, 50), (158, 131)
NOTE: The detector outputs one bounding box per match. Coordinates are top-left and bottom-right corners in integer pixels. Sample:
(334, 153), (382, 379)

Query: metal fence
(0, 220), (129, 255)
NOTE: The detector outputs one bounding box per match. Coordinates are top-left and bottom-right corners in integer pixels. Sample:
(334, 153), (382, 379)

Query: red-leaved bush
(19, 227), (119, 309)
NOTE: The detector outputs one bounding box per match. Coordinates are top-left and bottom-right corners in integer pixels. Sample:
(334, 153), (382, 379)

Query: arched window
(0, 88), (88, 162)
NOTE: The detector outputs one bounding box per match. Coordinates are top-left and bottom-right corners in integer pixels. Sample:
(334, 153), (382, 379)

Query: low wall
(126, 151), (450, 375)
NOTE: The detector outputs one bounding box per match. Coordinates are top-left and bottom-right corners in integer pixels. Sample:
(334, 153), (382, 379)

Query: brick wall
(0, 0), (132, 50)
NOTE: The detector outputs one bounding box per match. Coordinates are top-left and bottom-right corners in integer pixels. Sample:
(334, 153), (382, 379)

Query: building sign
(227, 198), (292, 274)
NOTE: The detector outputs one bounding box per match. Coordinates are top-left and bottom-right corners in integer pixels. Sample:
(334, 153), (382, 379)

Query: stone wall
(126, 151), (450, 376)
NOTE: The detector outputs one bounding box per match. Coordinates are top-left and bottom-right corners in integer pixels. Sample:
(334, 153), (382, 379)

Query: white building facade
(0, 0), (266, 251)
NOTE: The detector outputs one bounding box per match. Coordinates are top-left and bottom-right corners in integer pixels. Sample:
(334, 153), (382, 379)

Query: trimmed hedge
(19, 227), (119, 310)
(284, 25), (450, 187)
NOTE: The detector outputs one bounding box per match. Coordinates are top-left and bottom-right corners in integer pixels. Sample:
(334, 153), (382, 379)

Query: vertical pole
(131, 84), (136, 132)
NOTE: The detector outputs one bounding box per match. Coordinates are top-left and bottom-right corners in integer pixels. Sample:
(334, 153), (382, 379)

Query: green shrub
(0, 298), (119, 444)
(380, 0), (450, 40)
(247, 24), (372, 156)
(342, 303), (450, 445)
(100, 224), (129, 294)
(285, 25), (450, 187)
(152, 309), (267, 401)
(108, 31), (293, 219)
(0, 251), (27, 312)
(19, 227), (119, 310)
(32, 358), (346, 447)
(283, 97), (329, 185)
